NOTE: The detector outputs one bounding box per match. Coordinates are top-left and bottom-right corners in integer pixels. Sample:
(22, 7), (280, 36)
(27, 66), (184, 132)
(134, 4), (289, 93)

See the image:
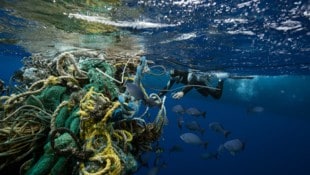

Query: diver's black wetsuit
(158, 69), (224, 99)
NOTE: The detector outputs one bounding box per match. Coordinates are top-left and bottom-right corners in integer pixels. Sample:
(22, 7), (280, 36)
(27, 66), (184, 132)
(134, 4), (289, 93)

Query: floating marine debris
(0, 79), (6, 95)
(0, 50), (168, 175)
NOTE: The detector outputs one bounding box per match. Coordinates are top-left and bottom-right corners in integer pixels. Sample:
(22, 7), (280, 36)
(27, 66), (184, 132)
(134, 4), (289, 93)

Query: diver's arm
(172, 72), (194, 99)
(158, 79), (176, 97)
(172, 85), (193, 99)
(181, 75), (196, 95)
(181, 85), (193, 95)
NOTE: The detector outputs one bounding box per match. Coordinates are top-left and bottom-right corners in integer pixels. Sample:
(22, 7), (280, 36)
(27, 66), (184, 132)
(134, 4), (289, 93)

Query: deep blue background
(1, 43), (309, 175)
(0, 44), (26, 83)
(138, 71), (310, 175)
(1, 38), (310, 175)
(1, 0), (310, 174)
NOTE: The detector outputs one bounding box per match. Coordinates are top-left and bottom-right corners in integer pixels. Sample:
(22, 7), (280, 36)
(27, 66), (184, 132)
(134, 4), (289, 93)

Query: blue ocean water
(139, 73), (310, 175)
(1, 0), (310, 175)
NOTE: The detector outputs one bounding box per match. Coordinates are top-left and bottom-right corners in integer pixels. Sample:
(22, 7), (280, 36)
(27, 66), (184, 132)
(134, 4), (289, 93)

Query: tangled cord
(50, 127), (93, 160)
(145, 65), (167, 76)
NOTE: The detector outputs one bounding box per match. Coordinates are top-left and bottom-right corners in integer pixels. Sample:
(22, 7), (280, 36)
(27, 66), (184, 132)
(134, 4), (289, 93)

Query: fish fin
(229, 151), (236, 156)
(224, 130), (231, 138)
(214, 151), (220, 159)
(200, 128), (205, 135)
(203, 142), (209, 149)
(217, 144), (225, 154)
(241, 141), (246, 151)
(202, 111), (207, 118)
(239, 138), (247, 151)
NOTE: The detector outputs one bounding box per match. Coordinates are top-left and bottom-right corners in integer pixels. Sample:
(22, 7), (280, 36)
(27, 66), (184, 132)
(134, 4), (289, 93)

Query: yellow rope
(78, 87), (122, 175)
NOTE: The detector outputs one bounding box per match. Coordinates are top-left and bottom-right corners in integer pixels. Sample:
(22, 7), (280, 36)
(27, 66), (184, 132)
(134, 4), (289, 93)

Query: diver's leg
(195, 87), (209, 97)
(195, 82), (211, 97)
(197, 80), (224, 99)
(203, 80), (224, 99)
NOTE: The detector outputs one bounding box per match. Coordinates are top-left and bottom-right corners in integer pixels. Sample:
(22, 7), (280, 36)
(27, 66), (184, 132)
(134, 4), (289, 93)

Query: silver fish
(177, 116), (184, 130)
(247, 106), (265, 114)
(200, 151), (219, 160)
(209, 122), (231, 138)
(186, 107), (206, 118)
(168, 144), (183, 154)
(172, 104), (185, 115)
(219, 139), (245, 156)
(147, 156), (166, 175)
(185, 121), (205, 135)
(180, 132), (208, 148)
(126, 83), (160, 107)
(126, 82), (145, 100)
(147, 167), (160, 175)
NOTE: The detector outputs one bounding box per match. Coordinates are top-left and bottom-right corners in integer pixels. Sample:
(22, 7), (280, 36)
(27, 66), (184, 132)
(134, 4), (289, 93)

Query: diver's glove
(172, 91), (184, 99)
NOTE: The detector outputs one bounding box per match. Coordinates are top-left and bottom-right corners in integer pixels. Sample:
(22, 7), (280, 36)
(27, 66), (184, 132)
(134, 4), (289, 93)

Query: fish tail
(201, 128), (205, 135)
(246, 108), (252, 115)
(214, 151), (220, 159)
(230, 151), (236, 156)
(241, 141), (246, 151)
(224, 130), (231, 138)
(202, 111), (207, 118)
(217, 144), (225, 154)
(203, 142), (209, 149)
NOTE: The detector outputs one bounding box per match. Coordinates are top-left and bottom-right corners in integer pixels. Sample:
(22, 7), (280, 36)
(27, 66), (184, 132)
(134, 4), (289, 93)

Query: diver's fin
(228, 75), (255, 80)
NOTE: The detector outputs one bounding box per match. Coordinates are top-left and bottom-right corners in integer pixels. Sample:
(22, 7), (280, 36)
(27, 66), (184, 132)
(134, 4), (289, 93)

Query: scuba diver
(158, 69), (224, 100)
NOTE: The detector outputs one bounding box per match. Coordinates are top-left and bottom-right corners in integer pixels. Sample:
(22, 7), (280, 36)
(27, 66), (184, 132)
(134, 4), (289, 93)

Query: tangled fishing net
(0, 48), (167, 175)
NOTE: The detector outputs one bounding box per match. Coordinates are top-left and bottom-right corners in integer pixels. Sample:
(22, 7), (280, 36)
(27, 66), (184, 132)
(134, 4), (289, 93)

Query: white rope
(96, 58), (131, 84)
